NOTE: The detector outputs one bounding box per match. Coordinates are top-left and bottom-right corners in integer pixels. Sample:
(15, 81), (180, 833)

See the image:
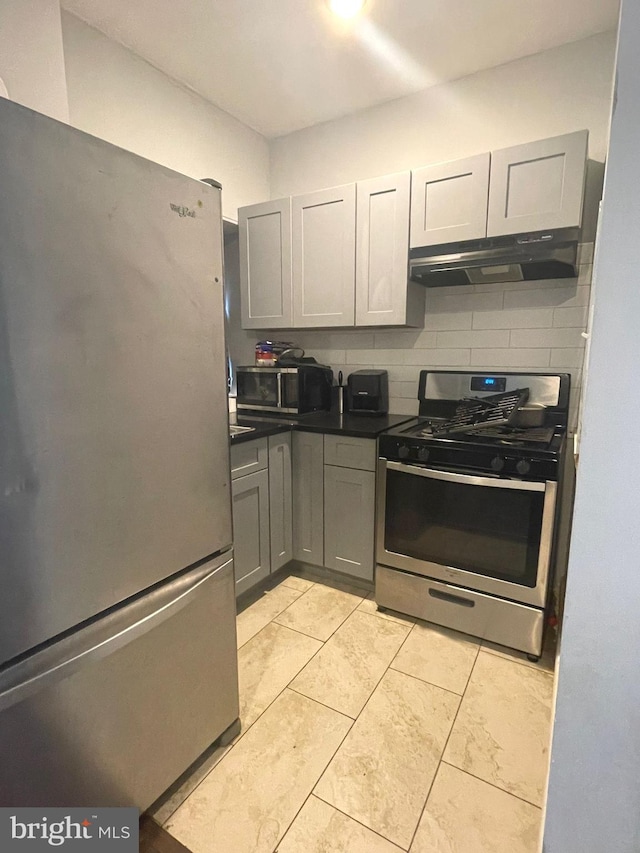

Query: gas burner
(379, 371), (570, 482)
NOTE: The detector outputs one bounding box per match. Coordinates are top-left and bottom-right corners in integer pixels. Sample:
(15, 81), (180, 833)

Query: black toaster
(346, 369), (389, 416)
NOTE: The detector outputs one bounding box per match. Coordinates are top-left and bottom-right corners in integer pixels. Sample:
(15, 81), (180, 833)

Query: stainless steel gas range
(375, 370), (570, 660)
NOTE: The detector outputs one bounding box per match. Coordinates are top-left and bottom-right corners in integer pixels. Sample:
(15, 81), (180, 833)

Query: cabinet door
(292, 431), (324, 565)
(269, 433), (293, 572)
(487, 130), (588, 237)
(324, 465), (375, 581)
(356, 172), (423, 327)
(230, 436), (268, 480)
(231, 468), (271, 596)
(292, 184), (356, 327)
(239, 198), (292, 329)
(410, 153), (490, 248)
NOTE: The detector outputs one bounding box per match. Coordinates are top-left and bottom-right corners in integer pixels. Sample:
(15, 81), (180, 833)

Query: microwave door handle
(384, 460), (547, 492)
(276, 372), (283, 407)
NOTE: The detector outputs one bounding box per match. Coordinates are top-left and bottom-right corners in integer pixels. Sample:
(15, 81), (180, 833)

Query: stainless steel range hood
(409, 229), (579, 287)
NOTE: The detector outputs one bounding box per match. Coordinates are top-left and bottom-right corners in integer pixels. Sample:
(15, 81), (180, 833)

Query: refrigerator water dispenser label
(0, 809), (138, 851)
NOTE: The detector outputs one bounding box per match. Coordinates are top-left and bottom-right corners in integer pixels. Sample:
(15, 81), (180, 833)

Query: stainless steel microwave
(235, 365), (333, 415)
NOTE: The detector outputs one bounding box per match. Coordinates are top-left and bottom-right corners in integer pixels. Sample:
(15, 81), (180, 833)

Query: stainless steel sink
(229, 424), (255, 437)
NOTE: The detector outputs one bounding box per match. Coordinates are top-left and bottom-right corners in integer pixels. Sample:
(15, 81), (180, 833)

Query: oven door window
(237, 372), (278, 407)
(384, 469), (545, 587)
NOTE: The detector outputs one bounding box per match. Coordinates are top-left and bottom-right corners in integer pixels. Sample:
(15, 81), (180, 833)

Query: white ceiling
(61, 0), (620, 138)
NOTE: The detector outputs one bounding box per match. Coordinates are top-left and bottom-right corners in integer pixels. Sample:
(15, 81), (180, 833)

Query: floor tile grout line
(279, 578), (316, 593)
(165, 592), (335, 827)
(273, 592), (366, 645)
(214, 585), (367, 790)
(480, 644), (555, 677)
(287, 685), (357, 720)
(272, 702), (357, 853)
(236, 588), (306, 649)
(287, 606), (412, 721)
(312, 791), (410, 851)
(405, 685), (468, 850)
(440, 759), (544, 810)
(382, 659), (468, 701)
(405, 643), (482, 852)
(461, 641), (483, 700)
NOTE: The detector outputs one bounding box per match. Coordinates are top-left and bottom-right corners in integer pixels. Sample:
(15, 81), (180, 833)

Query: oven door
(376, 460), (557, 608)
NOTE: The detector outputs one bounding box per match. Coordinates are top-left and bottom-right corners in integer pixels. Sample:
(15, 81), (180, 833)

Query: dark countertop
(229, 409), (414, 444)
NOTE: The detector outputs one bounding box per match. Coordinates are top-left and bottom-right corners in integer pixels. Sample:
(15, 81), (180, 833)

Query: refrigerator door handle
(0, 552), (233, 713)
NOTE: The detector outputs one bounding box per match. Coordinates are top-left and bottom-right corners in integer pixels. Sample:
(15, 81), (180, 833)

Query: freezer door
(0, 99), (232, 664)
(0, 554), (239, 808)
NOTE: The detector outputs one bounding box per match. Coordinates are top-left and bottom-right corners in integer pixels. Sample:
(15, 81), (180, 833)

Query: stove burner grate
(431, 388), (530, 435)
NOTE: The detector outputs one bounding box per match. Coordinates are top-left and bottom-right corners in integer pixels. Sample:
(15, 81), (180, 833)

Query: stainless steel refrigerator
(0, 98), (239, 808)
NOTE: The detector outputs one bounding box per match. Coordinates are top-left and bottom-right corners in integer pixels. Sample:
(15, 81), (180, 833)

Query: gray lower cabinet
(324, 464), (376, 581)
(268, 433), (293, 571)
(231, 433), (293, 596)
(292, 431), (324, 565)
(231, 467), (271, 596)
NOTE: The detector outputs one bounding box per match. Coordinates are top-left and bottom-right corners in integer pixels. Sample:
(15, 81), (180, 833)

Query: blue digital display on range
(470, 375), (507, 392)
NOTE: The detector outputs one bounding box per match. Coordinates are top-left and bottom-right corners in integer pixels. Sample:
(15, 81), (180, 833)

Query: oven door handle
(384, 460), (547, 492)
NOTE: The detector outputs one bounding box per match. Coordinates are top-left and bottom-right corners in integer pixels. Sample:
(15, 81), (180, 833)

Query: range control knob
(491, 455), (505, 472)
(417, 447), (430, 463)
(398, 445), (410, 460)
(516, 458), (531, 476)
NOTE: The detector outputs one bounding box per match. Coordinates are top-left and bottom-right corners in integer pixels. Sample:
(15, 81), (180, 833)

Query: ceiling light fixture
(327, 0), (366, 19)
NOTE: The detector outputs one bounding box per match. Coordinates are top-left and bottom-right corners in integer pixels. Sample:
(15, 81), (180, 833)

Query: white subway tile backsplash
(352, 348), (471, 366)
(304, 349), (346, 365)
(297, 331), (375, 350)
(552, 306), (589, 327)
(436, 329), (510, 348)
(426, 289), (504, 314)
(388, 397), (419, 416)
(389, 381), (419, 399)
(384, 366), (422, 382)
(373, 330), (437, 349)
(504, 284), (590, 310)
(510, 328), (586, 348)
(550, 348), (587, 368)
(423, 311), (473, 331)
(470, 349), (551, 368)
(472, 308), (554, 330)
(254, 273), (591, 424)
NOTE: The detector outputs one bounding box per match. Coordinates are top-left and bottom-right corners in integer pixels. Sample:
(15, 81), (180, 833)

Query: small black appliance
(347, 369), (389, 416)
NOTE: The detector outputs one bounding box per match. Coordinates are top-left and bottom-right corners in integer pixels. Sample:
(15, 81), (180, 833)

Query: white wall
(0, 0), (68, 121)
(61, 12), (269, 221)
(543, 3), (640, 850)
(270, 32), (616, 198)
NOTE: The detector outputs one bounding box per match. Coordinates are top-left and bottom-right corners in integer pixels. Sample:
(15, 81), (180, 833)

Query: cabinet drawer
(323, 434), (377, 472)
(230, 437), (268, 479)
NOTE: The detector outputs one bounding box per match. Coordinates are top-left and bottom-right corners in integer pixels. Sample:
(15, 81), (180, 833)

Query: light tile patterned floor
(162, 574), (553, 852)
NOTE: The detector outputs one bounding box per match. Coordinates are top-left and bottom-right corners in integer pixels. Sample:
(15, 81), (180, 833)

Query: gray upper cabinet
(292, 184), (356, 327)
(268, 433), (292, 572)
(356, 171), (424, 327)
(239, 197), (292, 329)
(487, 130), (588, 237)
(292, 431), (324, 565)
(410, 153), (491, 248)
